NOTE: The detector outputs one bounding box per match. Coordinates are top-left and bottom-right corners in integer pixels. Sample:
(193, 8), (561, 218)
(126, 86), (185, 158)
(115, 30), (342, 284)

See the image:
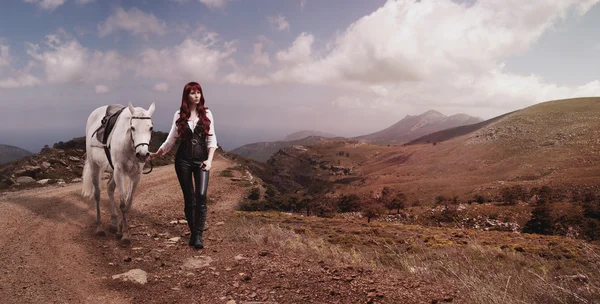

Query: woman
(150, 81), (217, 249)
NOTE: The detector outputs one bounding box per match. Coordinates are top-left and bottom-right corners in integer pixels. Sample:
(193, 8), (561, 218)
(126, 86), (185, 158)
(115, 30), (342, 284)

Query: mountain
(283, 130), (338, 141)
(231, 136), (344, 163)
(0, 144), (32, 165)
(253, 97), (600, 203)
(352, 110), (483, 145)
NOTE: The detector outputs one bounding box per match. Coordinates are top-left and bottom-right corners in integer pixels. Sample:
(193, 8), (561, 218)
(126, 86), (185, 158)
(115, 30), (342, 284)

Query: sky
(1, 0), (600, 153)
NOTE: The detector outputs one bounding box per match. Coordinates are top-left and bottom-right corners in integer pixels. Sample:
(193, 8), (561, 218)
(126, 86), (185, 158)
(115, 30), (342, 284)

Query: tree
(386, 192), (406, 214)
(362, 201), (386, 223)
(337, 194), (361, 213)
(523, 201), (554, 235)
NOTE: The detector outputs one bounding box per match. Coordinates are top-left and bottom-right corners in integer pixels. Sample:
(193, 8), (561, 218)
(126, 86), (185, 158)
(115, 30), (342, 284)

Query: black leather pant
(174, 156), (209, 234)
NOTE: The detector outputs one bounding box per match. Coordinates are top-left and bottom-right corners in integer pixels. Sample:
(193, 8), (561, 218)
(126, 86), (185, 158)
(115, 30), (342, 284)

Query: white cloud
(0, 45), (12, 69)
(95, 84), (109, 94)
(268, 15), (290, 32)
(98, 7), (167, 39)
(26, 34), (124, 84)
(75, 0), (94, 4)
(153, 82), (169, 92)
(199, 0), (228, 9)
(260, 0), (600, 115)
(223, 72), (270, 86)
(0, 60), (41, 89)
(135, 31), (236, 82)
(300, 0), (307, 10)
(275, 32), (313, 64)
(252, 42), (270, 66)
(23, 0), (66, 11)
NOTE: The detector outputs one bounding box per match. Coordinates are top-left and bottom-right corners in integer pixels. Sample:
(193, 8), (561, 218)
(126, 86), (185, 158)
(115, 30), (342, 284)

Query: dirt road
(0, 154), (455, 304)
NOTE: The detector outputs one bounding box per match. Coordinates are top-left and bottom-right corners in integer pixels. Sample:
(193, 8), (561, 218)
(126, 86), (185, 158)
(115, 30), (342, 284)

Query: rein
(130, 116), (153, 175)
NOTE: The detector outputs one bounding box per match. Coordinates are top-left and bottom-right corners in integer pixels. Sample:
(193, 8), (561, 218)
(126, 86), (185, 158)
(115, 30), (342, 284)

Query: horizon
(2, 0), (600, 153)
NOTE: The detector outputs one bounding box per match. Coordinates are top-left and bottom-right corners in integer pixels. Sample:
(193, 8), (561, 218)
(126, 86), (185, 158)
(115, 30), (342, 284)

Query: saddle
(91, 104), (127, 170)
(93, 104), (126, 146)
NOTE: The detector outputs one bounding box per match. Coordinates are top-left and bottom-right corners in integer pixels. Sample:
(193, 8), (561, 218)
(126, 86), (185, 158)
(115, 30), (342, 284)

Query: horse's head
(128, 101), (155, 163)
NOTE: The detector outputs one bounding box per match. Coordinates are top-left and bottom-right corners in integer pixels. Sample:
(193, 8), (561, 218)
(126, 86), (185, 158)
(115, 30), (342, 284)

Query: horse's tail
(81, 156), (96, 201)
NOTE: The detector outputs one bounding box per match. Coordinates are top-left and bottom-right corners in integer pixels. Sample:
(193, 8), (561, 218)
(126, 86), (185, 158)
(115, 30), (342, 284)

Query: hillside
(0, 144), (32, 165)
(283, 130), (338, 141)
(352, 110), (482, 145)
(231, 135), (346, 163)
(258, 98), (600, 202)
(0, 131), (180, 191)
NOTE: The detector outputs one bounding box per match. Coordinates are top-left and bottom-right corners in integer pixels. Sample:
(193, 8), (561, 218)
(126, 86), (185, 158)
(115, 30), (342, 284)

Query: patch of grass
(220, 170), (234, 177)
(225, 212), (600, 304)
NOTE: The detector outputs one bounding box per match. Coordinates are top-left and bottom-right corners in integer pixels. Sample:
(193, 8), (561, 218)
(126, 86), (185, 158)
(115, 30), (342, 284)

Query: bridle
(130, 116), (153, 174)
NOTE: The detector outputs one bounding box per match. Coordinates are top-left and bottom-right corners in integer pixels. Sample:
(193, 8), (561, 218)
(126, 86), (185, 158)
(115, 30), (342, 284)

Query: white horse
(82, 102), (155, 246)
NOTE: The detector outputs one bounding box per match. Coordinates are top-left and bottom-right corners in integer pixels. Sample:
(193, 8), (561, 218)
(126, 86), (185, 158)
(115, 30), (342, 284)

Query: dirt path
(0, 154), (454, 304)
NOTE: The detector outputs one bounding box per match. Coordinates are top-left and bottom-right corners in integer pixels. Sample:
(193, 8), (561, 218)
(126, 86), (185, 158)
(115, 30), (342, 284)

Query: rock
(69, 156), (80, 162)
(3, 178), (17, 186)
(71, 178), (82, 183)
(111, 269), (147, 284)
(215, 221), (225, 226)
(14, 166), (41, 178)
(555, 274), (588, 283)
(37, 179), (50, 185)
(16, 176), (35, 184)
(226, 300), (236, 304)
(170, 220), (179, 224)
(234, 254), (247, 261)
(182, 256), (213, 269)
(258, 251), (269, 257)
(41, 162), (51, 169)
(167, 237), (181, 243)
(178, 219), (188, 224)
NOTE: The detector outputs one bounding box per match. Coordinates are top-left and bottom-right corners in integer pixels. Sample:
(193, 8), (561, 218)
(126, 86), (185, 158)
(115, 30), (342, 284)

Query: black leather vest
(177, 120), (208, 162)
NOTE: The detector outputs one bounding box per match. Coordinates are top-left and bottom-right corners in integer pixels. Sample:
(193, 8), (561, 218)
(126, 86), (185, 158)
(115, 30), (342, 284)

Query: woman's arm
(154, 111), (179, 156)
(203, 110), (218, 170)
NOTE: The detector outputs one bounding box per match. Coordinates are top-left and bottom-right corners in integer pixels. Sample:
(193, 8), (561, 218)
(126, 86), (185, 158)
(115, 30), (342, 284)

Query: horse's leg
(113, 167), (127, 241)
(119, 174), (140, 246)
(107, 176), (119, 234)
(92, 163), (105, 237)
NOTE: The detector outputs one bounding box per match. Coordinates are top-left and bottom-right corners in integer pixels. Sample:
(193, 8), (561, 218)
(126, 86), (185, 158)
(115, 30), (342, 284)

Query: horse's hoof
(119, 238), (131, 247)
(108, 225), (118, 234)
(95, 230), (106, 237)
(115, 233), (123, 240)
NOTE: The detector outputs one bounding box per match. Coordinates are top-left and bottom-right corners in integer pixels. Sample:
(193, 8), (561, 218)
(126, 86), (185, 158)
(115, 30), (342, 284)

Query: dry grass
(225, 211), (600, 304)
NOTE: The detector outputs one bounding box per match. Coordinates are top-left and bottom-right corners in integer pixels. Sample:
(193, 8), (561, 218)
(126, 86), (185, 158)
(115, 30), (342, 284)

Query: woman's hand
(148, 148), (163, 161)
(202, 160), (212, 171)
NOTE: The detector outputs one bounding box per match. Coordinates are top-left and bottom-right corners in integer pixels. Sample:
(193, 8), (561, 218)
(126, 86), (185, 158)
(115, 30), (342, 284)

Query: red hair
(176, 81), (212, 138)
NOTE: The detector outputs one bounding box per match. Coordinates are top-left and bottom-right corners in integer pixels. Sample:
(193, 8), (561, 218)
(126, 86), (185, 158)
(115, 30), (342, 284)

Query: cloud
(135, 31), (236, 82)
(98, 7), (167, 39)
(275, 32), (313, 64)
(153, 82), (169, 92)
(268, 14), (290, 32)
(0, 59), (41, 89)
(0, 44), (12, 69)
(26, 33), (124, 84)
(75, 0), (94, 4)
(259, 0), (600, 115)
(300, 0), (306, 10)
(252, 42), (270, 66)
(23, 0), (66, 11)
(95, 84), (109, 94)
(199, 0), (228, 9)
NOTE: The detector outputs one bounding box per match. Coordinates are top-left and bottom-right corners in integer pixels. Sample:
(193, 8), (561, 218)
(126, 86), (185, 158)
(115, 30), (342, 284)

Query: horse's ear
(128, 102), (135, 115)
(148, 102), (155, 116)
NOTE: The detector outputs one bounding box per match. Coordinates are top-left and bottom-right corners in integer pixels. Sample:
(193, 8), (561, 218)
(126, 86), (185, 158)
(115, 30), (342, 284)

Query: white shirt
(158, 109), (218, 154)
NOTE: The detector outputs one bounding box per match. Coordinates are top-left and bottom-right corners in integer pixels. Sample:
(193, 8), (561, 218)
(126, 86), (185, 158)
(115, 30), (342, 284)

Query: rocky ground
(0, 154), (462, 304)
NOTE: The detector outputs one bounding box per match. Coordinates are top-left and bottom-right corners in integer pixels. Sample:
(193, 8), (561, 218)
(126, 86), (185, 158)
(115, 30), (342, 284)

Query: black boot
(184, 203), (195, 246)
(192, 199), (207, 249)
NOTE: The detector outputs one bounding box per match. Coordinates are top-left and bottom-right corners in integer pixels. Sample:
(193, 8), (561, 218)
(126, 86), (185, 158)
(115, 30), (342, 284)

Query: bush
(500, 185), (527, 205)
(247, 187), (260, 200)
(362, 201), (386, 223)
(337, 194), (361, 213)
(522, 201), (553, 235)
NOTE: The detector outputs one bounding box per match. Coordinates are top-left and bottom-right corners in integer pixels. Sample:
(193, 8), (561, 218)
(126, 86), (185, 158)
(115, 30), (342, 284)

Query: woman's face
(188, 89), (202, 106)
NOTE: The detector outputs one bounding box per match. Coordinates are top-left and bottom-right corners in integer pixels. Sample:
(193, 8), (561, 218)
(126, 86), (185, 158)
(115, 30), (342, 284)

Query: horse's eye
(150, 127), (153, 131)
(131, 127), (136, 132)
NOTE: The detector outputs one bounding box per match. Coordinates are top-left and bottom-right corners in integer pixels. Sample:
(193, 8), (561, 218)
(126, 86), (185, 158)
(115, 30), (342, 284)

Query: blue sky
(1, 0), (600, 152)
